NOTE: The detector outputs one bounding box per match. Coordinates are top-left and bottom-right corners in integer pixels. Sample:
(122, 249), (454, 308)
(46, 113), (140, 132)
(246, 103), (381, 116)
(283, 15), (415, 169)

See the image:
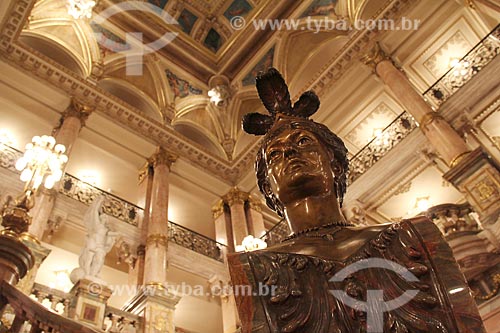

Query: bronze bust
(228, 68), (485, 332)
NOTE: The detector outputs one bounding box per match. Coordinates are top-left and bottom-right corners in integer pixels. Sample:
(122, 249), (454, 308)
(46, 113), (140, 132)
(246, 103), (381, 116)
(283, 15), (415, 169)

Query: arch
(19, 32), (87, 77)
(279, 29), (348, 97)
(98, 78), (163, 121)
(172, 119), (226, 158)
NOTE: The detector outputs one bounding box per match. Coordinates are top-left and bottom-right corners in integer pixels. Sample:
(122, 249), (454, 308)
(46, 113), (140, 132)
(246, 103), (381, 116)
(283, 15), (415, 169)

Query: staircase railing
(0, 281), (100, 333)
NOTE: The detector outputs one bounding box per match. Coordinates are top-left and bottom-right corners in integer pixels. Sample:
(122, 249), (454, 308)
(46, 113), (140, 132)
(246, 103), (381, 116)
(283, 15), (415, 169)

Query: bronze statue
(228, 68), (485, 332)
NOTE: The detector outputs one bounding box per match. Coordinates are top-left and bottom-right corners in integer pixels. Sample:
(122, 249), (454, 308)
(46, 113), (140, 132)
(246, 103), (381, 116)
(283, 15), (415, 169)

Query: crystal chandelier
(1, 135), (68, 236)
(67, 0), (97, 19)
(15, 135), (68, 193)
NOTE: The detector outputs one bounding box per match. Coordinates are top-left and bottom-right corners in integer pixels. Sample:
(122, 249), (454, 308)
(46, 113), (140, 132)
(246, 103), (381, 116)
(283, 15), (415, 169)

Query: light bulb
(44, 175), (56, 189)
(15, 157), (27, 171)
(20, 169), (33, 182)
(54, 144), (66, 154)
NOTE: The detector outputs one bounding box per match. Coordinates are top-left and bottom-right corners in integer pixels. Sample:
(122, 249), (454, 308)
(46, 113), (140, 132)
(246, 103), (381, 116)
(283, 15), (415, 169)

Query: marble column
(143, 147), (177, 287)
(212, 200), (234, 253)
(20, 101), (91, 295)
(362, 43), (470, 166)
(29, 100), (92, 239)
(128, 162), (154, 287)
(125, 147), (180, 333)
(211, 201), (241, 333)
(208, 275), (240, 333)
(246, 197), (266, 239)
(222, 188), (249, 248)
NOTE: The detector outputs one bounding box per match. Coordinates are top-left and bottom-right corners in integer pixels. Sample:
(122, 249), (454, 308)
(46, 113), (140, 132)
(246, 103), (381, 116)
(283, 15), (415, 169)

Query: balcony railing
(0, 281), (99, 333)
(424, 24), (500, 108)
(348, 111), (417, 184)
(260, 219), (291, 247)
(168, 220), (225, 262)
(0, 143), (226, 262)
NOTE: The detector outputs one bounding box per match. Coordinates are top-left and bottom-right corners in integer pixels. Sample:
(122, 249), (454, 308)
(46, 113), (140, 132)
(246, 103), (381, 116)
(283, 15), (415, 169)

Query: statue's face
(264, 125), (336, 205)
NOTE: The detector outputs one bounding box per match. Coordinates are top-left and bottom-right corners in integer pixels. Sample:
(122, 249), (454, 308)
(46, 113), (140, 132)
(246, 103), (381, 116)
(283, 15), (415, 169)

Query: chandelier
(15, 135), (68, 193)
(67, 0), (97, 19)
(1, 135), (67, 236)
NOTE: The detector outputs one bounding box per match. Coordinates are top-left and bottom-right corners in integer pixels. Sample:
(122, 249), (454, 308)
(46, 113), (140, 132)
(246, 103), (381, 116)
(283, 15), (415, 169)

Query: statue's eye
(297, 136), (312, 146)
(268, 150), (281, 161)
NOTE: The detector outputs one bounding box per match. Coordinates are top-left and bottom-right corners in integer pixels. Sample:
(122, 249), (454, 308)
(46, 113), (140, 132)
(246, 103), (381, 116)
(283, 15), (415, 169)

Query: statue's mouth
(284, 159), (308, 174)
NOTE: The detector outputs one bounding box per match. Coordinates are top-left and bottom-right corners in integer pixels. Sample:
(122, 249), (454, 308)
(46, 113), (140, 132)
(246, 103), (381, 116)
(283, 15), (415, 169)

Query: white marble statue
(70, 196), (120, 283)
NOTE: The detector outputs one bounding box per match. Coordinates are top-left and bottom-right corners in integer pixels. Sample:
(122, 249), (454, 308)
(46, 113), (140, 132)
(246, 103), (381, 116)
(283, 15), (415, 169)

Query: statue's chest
(245, 223), (451, 333)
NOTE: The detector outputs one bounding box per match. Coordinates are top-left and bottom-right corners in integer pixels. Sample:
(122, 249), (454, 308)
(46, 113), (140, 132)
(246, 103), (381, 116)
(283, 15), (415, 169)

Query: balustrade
(103, 306), (141, 332)
(424, 24), (500, 108)
(426, 202), (481, 238)
(0, 281), (99, 333)
(348, 111), (417, 184)
(261, 220), (291, 247)
(168, 221), (225, 262)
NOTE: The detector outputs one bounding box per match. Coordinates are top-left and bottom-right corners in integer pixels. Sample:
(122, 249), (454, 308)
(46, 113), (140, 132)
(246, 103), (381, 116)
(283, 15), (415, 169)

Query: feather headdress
(242, 68), (320, 136)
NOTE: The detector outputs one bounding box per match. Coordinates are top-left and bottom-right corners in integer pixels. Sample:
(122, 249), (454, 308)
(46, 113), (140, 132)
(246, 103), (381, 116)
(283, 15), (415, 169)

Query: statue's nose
(284, 146), (298, 158)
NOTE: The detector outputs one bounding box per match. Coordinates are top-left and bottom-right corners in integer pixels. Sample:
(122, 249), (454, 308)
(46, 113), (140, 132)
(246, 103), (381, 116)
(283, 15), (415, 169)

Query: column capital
(360, 42), (393, 71)
(212, 199), (225, 219)
(222, 187), (249, 206)
(63, 100), (94, 126)
(150, 147), (177, 169)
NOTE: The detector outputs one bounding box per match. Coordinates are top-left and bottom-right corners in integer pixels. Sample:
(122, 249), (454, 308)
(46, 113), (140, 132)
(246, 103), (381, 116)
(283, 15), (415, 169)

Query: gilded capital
(64, 100), (93, 126)
(222, 187), (249, 206)
(212, 199), (225, 219)
(360, 42), (391, 71)
(150, 147), (177, 169)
